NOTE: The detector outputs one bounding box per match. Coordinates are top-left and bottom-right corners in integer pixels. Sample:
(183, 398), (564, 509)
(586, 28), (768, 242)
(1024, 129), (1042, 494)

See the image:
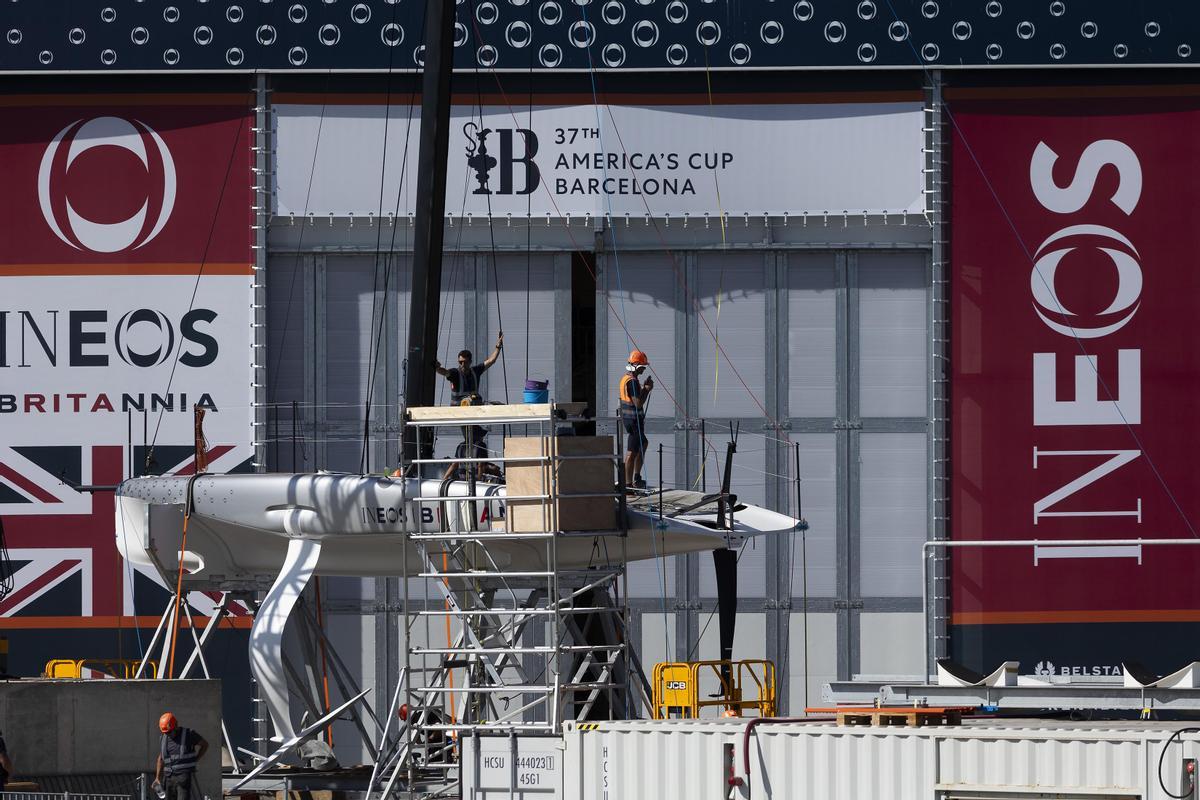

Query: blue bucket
(523, 378), (549, 404)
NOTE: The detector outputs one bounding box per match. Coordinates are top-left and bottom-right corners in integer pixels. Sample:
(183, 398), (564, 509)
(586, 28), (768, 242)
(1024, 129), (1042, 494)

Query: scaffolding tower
(368, 401), (645, 794)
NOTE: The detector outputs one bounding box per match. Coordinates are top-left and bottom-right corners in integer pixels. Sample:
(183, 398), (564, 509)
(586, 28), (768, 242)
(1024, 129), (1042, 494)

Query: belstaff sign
(950, 95), (1200, 670)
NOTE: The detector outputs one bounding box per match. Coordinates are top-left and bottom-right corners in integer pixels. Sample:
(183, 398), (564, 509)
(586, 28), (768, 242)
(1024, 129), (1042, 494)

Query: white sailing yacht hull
(115, 472), (797, 585)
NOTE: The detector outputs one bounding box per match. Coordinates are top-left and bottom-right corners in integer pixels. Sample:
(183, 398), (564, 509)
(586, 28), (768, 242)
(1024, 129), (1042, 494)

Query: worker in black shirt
(154, 712), (207, 800)
(434, 333), (503, 404)
(0, 730), (14, 791)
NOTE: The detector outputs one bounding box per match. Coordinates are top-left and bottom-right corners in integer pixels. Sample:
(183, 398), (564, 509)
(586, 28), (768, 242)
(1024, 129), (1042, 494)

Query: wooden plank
(407, 401), (587, 423)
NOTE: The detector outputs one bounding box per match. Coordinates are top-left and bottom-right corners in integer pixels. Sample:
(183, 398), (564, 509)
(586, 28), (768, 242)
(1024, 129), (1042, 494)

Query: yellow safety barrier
(43, 658), (157, 680)
(651, 659), (776, 720)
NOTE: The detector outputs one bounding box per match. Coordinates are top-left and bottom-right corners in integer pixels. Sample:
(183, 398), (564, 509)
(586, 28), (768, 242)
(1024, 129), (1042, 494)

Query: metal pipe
(739, 717), (807, 788)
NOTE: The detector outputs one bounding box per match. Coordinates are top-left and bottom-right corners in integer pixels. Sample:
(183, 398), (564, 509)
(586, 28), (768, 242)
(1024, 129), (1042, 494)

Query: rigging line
(577, 1), (670, 660)
(467, 5), (510, 404)
(880, 0), (1199, 540)
(525, 0), (534, 385)
(457, 53), (748, 477)
(148, 113), (248, 457)
(433, 108), (481, 410)
(601, 108), (782, 436)
(360, 0), (412, 473)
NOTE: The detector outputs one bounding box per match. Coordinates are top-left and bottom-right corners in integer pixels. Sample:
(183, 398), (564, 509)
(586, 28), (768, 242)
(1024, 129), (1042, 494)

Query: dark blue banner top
(0, 0), (1194, 72)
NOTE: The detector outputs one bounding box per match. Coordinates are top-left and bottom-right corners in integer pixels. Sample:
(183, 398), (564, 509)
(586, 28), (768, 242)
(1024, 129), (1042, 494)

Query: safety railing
(651, 659), (777, 719)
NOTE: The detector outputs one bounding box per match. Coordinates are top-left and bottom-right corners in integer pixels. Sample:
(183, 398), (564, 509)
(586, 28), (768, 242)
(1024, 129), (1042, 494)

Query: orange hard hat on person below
(159, 712), (177, 733)
(628, 350), (649, 366)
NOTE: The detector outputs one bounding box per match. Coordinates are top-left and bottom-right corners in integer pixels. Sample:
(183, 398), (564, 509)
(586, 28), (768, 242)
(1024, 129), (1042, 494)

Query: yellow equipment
(651, 659), (776, 719)
(43, 658), (156, 679)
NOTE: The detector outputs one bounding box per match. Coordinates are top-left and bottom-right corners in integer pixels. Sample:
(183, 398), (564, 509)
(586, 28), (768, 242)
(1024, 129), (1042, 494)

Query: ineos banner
(950, 96), (1200, 674)
(0, 96), (252, 622)
(275, 101), (924, 218)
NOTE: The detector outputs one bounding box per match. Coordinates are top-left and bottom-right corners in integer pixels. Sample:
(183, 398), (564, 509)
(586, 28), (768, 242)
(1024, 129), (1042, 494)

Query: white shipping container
(462, 733), (566, 800)
(552, 719), (1200, 800)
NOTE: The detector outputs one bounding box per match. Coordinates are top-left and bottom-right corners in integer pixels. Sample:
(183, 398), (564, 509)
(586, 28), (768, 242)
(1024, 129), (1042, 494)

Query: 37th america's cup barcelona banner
(0, 93), (254, 650)
(950, 90), (1200, 677)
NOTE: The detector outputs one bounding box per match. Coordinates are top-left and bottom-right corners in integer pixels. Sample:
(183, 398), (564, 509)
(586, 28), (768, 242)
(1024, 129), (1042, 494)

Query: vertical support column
(554, 252), (573, 402)
(250, 72), (273, 755)
(313, 254), (329, 470)
(833, 250), (852, 681)
(763, 249), (788, 711)
(925, 69), (950, 678)
(386, 253), (402, 466)
(845, 251), (862, 681)
(251, 75), (271, 473)
(673, 251), (698, 662)
(594, 241), (609, 419)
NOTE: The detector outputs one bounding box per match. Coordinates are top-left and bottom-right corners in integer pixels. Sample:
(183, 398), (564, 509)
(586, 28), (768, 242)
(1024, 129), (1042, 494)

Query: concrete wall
(0, 679), (221, 799)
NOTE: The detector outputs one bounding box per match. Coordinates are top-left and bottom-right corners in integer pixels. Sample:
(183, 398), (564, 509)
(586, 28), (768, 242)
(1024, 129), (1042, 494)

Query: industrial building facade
(2, 0), (1197, 764)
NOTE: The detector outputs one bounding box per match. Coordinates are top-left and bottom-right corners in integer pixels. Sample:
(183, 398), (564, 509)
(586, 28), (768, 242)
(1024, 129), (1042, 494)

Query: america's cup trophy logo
(464, 121), (497, 196)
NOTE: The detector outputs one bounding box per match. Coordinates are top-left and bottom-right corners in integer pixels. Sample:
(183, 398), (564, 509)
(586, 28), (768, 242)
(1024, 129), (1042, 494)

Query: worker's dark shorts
(164, 773), (194, 800)
(623, 418), (649, 454)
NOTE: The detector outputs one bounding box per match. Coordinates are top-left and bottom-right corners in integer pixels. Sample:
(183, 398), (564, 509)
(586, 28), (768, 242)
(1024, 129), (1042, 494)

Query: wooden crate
(504, 436), (616, 532)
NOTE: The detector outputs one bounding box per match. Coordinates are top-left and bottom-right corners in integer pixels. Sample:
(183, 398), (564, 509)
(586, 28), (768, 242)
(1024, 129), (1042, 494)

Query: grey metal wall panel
(696, 253), (767, 419)
(859, 432), (927, 597)
(696, 612), (766, 663)
(638, 613), (676, 682)
(605, 255), (676, 418)
(266, 256), (306, 415)
(858, 612), (925, 678)
(858, 252), (928, 418)
(786, 253), (838, 417)
(788, 433), (837, 598)
(626, 430), (679, 597)
(788, 612), (838, 714)
(324, 255), (384, 425)
(481, 253), (559, 405)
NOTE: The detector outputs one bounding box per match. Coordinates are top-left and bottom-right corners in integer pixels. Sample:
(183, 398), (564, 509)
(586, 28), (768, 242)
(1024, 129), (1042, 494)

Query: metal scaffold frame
(369, 401), (642, 792)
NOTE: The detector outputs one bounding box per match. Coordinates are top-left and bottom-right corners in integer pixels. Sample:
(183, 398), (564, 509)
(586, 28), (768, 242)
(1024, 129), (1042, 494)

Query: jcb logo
(463, 123), (540, 196)
(665, 681), (687, 690)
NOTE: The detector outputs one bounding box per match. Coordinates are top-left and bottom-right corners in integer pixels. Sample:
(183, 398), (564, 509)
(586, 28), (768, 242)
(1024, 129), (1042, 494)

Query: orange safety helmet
(628, 350), (649, 366)
(159, 712), (177, 733)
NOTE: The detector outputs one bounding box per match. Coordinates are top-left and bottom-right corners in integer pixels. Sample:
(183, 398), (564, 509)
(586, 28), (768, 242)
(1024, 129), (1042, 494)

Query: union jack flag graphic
(0, 444), (251, 620)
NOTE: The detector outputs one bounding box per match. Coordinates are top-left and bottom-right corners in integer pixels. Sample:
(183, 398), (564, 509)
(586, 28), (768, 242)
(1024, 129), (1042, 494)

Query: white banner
(0, 275), (253, 453)
(275, 102), (924, 218)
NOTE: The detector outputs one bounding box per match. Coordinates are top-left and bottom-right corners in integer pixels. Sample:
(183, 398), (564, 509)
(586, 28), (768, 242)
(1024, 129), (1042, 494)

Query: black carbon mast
(402, 0), (457, 463)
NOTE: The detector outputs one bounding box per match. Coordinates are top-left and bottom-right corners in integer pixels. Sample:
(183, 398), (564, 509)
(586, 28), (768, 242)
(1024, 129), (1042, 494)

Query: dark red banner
(0, 95), (252, 272)
(950, 95), (1200, 648)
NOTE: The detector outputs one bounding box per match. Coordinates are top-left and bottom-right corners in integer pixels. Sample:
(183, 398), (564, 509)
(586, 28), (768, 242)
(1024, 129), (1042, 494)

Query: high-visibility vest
(161, 728), (199, 776)
(451, 366), (481, 404)
(618, 374), (643, 420)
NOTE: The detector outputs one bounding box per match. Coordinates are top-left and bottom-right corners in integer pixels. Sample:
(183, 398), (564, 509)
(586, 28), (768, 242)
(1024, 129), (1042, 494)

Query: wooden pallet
(806, 706), (967, 727)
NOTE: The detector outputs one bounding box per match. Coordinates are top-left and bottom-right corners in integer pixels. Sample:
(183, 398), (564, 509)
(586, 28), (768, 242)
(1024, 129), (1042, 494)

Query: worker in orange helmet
(153, 712), (207, 800)
(618, 349), (653, 489)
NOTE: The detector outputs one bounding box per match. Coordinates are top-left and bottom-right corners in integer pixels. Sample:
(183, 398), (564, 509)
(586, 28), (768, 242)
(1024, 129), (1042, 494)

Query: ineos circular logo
(114, 309), (175, 367)
(38, 116), (176, 253)
(1031, 224), (1142, 339)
